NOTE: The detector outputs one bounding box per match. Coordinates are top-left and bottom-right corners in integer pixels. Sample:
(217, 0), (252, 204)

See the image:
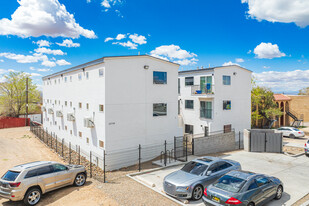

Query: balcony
(191, 84), (214, 96)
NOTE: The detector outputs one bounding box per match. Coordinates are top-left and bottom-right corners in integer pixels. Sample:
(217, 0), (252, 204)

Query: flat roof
(178, 65), (252, 74)
(42, 55), (179, 80)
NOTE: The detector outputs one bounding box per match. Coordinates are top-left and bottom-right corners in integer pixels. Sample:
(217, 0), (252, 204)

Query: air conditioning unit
(56, 110), (63, 117)
(84, 118), (95, 128)
(48, 108), (54, 114)
(41, 106), (46, 112)
(67, 113), (75, 121)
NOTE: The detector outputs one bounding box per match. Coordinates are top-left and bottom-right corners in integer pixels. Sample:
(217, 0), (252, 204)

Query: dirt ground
(0, 127), (177, 206)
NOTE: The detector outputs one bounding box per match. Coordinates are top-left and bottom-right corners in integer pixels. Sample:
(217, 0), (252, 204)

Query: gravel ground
(0, 127), (177, 206)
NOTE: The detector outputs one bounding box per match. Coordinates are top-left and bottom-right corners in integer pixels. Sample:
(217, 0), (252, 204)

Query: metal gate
(174, 135), (193, 162)
(250, 131), (282, 153)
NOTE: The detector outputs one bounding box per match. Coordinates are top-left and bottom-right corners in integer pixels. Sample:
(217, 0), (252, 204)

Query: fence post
(185, 136), (188, 162)
(90, 151), (92, 178)
(192, 137), (195, 155)
(164, 140), (167, 166)
(174, 136), (176, 161)
(79, 146), (81, 165)
(62, 139), (64, 157)
(138, 144), (141, 172)
(239, 131), (241, 149)
(69, 142), (71, 164)
(103, 150), (106, 183)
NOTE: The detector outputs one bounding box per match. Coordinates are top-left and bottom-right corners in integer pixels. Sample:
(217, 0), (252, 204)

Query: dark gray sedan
(163, 156), (241, 200)
(202, 170), (283, 206)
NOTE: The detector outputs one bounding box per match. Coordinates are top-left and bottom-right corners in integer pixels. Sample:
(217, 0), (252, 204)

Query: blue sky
(0, 0), (308, 94)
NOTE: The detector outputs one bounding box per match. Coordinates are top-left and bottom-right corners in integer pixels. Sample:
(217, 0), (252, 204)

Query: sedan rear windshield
(2, 171), (20, 181)
(181, 161), (208, 176)
(293, 128), (300, 131)
(214, 175), (246, 193)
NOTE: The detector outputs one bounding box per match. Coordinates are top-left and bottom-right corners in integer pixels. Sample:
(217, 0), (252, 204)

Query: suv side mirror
(206, 171), (212, 176)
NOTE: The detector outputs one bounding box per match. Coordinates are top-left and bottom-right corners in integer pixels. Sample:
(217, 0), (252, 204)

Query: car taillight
(204, 188), (207, 196)
(299, 132), (302, 134)
(305, 143), (307, 147)
(9, 182), (21, 187)
(225, 197), (242, 205)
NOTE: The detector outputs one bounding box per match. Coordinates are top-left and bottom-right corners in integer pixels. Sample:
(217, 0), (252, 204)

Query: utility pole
(26, 77), (29, 126)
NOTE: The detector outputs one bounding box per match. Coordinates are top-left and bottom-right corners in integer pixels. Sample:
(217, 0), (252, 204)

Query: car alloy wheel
(75, 173), (86, 186)
(275, 186), (283, 200)
(192, 185), (203, 200)
(25, 188), (41, 206)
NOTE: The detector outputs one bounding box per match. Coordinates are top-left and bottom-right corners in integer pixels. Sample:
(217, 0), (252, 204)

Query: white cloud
(30, 73), (42, 77)
(30, 67), (36, 70)
(222, 61), (240, 66)
(150, 45), (198, 65)
(56, 59), (71, 66)
(263, 66), (270, 69)
(0, 0), (96, 39)
(113, 41), (137, 49)
(42, 60), (56, 67)
(115, 34), (126, 40)
(34, 47), (66, 55)
(0, 69), (7, 74)
(0, 59), (3, 62)
(242, 0), (309, 28)
(38, 68), (51, 72)
(235, 58), (244, 63)
(104, 37), (113, 42)
(254, 69), (309, 93)
(8, 69), (16, 72)
(101, 0), (111, 8)
(129, 34), (147, 45)
(56, 39), (80, 48)
(0, 52), (46, 63)
(101, 0), (123, 10)
(253, 42), (286, 59)
(33, 40), (52, 47)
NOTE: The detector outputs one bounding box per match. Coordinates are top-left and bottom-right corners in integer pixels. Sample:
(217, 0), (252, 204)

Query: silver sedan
(163, 156), (241, 201)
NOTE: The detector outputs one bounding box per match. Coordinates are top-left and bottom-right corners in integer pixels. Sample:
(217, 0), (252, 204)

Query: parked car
(202, 170), (283, 206)
(163, 156), (241, 201)
(276, 127), (305, 138)
(0, 161), (87, 206)
(305, 139), (309, 157)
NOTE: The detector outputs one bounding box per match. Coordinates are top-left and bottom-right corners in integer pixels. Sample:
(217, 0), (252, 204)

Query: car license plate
(212, 196), (220, 203)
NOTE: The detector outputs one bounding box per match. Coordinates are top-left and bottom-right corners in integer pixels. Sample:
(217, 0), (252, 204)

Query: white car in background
(276, 127), (305, 138)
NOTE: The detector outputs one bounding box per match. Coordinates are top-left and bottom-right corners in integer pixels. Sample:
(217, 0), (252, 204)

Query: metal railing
(191, 85), (214, 95)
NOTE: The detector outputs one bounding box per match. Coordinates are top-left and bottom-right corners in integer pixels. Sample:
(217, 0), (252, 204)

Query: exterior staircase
(286, 108), (303, 128)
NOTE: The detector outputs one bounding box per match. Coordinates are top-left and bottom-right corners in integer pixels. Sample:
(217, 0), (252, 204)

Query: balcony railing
(200, 109), (212, 119)
(191, 84), (214, 95)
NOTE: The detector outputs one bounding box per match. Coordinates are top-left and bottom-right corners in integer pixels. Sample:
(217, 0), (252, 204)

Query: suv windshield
(2, 171), (20, 181)
(181, 161), (208, 176)
(214, 175), (246, 193)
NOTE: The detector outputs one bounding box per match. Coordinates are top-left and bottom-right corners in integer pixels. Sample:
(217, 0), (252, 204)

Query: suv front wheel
(74, 173), (86, 187)
(23, 187), (42, 206)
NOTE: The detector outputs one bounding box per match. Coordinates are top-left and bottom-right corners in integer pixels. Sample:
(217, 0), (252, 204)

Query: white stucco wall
(178, 65), (251, 137)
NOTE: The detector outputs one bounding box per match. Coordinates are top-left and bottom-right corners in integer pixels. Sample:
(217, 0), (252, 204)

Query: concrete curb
(284, 152), (305, 158)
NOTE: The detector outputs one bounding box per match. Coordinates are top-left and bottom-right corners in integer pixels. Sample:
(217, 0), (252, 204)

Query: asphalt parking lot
(133, 151), (309, 206)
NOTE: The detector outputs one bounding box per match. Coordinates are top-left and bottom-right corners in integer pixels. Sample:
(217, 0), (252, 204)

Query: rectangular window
(58, 100), (60, 105)
(99, 69), (104, 77)
(185, 124), (194, 134)
(153, 71), (167, 84)
(223, 75), (231, 85)
(54, 79), (56, 84)
(79, 132), (82, 138)
(99, 140), (104, 148)
(65, 126), (67, 130)
(223, 100), (231, 110)
(185, 100), (194, 109)
(224, 124), (232, 133)
(70, 130), (72, 135)
(86, 72), (89, 79)
(153, 103), (167, 116)
(185, 77), (194, 86)
(178, 100), (180, 115)
(78, 73), (82, 81)
(200, 101), (212, 119)
(55, 100), (57, 104)
(86, 103), (89, 110)
(79, 102), (82, 109)
(86, 138), (89, 144)
(99, 104), (104, 112)
(65, 101), (67, 106)
(70, 102), (72, 107)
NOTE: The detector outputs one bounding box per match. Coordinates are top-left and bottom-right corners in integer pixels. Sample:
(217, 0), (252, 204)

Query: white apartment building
(178, 65), (252, 137)
(42, 55), (182, 167)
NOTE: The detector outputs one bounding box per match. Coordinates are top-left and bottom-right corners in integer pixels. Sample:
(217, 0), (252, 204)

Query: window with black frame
(185, 100), (194, 109)
(223, 100), (231, 110)
(153, 103), (167, 116)
(185, 77), (194, 86)
(153, 71), (167, 84)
